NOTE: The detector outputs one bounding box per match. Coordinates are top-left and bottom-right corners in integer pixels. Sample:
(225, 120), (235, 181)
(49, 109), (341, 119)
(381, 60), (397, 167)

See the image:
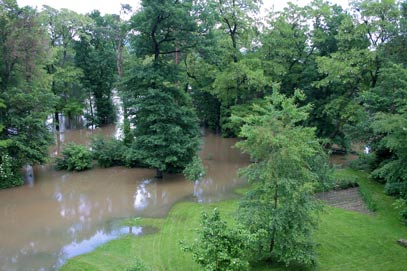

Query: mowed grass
(61, 169), (407, 271)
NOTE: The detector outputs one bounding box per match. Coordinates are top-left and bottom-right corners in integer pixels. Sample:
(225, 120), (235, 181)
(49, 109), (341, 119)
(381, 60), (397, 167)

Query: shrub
(349, 153), (377, 171)
(183, 156), (206, 182)
(331, 176), (359, 191)
(394, 198), (407, 224)
(56, 143), (93, 171)
(0, 154), (23, 189)
(123, 141), (144, 168)
(181, 208), (249, 271)
(91, 136), (127, 168)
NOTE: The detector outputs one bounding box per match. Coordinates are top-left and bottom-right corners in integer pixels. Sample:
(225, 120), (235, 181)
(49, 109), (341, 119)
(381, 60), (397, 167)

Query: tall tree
(124, 0), (200, 178)
(40, 6), (90, 129)
(75, 11), (118, 126)
(0, 0), (55, 188)
(235, 90), (325, 265)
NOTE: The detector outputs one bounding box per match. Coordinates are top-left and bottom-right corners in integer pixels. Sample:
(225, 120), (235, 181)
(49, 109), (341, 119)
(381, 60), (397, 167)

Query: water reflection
(56, 226), (143, 268)
(0, 129), (249, 271)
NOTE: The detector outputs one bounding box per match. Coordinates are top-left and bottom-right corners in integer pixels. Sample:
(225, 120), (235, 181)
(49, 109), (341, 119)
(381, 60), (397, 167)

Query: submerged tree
(235, 89), (326, 266)
(0, 1), (55, 188)
(75, 11), (118, 126)
(124, 0), (200, 178)
(40, 6), (89, 130)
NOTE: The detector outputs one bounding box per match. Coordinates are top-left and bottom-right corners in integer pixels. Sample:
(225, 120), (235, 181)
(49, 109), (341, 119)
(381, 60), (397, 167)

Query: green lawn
(61, 169), (407, 271)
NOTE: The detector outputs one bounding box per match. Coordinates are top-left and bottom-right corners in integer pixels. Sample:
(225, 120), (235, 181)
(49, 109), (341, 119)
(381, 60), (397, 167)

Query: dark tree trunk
(270, 186), (278, 255)
(54, 111), (59, 131)
(156, 169), (163, 179)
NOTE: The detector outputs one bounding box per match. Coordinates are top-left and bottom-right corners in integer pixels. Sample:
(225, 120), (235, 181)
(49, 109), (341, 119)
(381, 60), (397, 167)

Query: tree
(0, 1), (56, 188)
(235, 89), (325, 266)
(124, 61), (200, 178)
(182, 208), (249, 271)
(40, 6), (90, 129)
(124, 0), (200, 178)
(75, 11), (118, 126)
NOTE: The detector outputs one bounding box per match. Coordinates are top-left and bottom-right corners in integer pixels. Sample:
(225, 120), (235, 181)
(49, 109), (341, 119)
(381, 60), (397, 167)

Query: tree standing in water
(123, 0), (200, 178)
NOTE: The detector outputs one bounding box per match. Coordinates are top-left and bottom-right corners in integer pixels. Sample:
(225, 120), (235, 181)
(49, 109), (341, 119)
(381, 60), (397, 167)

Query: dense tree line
(1, 0), (407, 266)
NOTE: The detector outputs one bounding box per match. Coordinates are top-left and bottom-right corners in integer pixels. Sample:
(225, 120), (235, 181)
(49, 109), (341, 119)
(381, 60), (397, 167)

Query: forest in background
(1, 0), (407, 265)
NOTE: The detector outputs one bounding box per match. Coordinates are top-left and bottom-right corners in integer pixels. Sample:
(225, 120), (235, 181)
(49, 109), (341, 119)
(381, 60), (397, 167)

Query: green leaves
(183, 156), (206, 182)
(182, 208), (249, 271)
(55, 143), (93, 171)
(235, 90), (326, 266)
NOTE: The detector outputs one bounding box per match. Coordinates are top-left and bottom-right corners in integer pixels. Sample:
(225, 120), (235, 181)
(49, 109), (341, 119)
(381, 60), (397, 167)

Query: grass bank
(61, 169), (407, 271)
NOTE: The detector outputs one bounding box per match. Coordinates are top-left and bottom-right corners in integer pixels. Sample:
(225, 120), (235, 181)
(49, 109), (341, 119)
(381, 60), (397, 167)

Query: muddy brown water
(0, 126), (249, 271)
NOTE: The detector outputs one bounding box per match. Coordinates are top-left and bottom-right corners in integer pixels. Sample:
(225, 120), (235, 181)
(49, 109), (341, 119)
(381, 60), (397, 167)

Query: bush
(349, 153), (377, 171)
(183, 156), (206, 182)
(181, 208), (249, 271)
(394, 198), (407, 224)
(123, 141), (144, 168)
(0, 154), (23, 189)
(56, 143), (93, 171)
(384, 182), (407, 196)
(330, 176), (359, 191)
(91, 136), (127, 168)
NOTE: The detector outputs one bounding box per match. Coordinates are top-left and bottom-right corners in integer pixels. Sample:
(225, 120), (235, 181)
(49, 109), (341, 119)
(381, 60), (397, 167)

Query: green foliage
(0, 154), (23, 189)
(130, 0), (197, 61)
(123, 58), (200, 176)
(130, 84), (200, 174)
(123, 0), (201, 176)
(331, 176), (359, 191)
(182, 208), (249, 271)
(371, 113), (407, 204)
(0, 2), (56, 185)
(349, 152), (377, 172)
(183, 156), (206, 182)
(91, 136), (127, 168)
(40, 6), (90, 128)
(235, 90), (325, 266)
(394, 198), (407, 224)
(122, 119), (133, 146)
(74, 11), (117, 126)
(56, 143), (93, 171)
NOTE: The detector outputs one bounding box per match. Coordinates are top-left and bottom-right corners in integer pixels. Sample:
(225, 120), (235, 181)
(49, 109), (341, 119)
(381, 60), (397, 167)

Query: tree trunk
(54, 111), (60, 131)
(156, 169), (163, 179)
(270, 185), (278, 255)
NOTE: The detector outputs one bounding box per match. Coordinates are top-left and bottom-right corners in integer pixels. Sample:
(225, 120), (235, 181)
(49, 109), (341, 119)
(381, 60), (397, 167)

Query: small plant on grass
(124, 259), (150, 271)
(56, 143), (93, 171)
(181, 208), (249, 271)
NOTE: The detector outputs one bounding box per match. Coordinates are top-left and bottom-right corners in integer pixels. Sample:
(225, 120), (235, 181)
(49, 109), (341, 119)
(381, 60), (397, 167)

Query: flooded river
(0, 126), (249, 271)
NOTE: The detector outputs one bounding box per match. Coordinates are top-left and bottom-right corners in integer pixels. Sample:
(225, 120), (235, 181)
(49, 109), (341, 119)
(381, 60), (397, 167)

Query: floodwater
(0, 126), (249, 271)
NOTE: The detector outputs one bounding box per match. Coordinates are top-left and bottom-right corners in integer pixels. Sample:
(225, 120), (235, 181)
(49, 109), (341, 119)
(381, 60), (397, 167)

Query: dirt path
(316, 187), (372, 214)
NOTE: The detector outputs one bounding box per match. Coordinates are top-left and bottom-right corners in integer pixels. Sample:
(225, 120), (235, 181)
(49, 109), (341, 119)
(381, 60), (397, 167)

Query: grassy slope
(61, 169), (407, 271)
